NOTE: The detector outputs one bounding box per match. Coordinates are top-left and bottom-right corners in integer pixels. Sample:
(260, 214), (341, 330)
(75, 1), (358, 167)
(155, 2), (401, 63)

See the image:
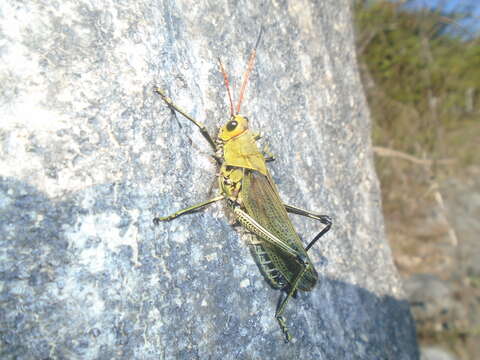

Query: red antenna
(218, 58), (235, 117)
(236, 27), (263, 114)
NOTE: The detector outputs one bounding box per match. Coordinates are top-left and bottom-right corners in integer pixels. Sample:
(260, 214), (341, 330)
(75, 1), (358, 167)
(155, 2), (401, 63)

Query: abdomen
(241, 170), (317, 291)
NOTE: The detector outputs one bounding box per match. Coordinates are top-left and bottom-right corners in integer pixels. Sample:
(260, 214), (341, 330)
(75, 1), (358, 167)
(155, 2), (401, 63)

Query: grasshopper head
(218, 115), (249, 141)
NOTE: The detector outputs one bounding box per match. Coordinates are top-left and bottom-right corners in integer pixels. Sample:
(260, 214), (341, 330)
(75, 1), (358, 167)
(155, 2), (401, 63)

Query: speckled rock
(0, 0), (418, 359)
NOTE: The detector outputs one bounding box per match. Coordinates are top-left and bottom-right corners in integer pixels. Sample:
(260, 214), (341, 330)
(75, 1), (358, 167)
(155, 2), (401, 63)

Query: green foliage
(354, 0), (479, 165)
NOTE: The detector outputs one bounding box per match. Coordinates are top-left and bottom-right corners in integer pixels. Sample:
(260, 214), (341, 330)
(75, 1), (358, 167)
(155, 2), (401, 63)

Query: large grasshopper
(153, 31), (332, 341)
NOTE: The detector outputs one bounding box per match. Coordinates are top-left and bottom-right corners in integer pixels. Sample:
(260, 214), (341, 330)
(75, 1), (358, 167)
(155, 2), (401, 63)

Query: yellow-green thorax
(218, 115), (267, 176)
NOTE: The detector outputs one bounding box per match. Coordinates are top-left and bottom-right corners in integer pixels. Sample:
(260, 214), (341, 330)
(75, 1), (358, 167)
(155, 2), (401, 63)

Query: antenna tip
(255, 26), (264, 50)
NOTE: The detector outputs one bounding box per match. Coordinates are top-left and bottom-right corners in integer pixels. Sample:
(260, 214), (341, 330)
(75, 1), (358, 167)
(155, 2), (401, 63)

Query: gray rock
(0, 0), (418, 359)
(404, 274), (455, 323)
(443, 172), (480, 277)
(421, 346), (458, 360)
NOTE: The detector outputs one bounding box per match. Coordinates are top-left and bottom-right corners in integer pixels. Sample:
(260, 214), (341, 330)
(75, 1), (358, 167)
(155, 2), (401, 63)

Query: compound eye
(226, 120), (238, 131)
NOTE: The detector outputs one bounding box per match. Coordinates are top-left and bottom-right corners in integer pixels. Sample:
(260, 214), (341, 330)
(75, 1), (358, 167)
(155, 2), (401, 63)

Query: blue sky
(403, 0), (479, 12)
(397, 0), (480, 35)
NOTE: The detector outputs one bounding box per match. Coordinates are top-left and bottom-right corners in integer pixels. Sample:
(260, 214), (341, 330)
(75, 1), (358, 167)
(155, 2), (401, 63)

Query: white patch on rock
(64, 209), (141, 272)
(240, 279), (250, 288)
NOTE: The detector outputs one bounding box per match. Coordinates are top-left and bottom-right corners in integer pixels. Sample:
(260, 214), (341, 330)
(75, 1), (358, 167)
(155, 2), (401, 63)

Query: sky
(403, 0), (480, 12)
(397, 0), (480, 36)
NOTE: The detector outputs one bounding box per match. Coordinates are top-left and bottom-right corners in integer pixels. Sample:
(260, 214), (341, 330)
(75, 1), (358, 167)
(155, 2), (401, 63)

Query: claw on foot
(276, 315), (292, 342)
(153, 216), (171, 225)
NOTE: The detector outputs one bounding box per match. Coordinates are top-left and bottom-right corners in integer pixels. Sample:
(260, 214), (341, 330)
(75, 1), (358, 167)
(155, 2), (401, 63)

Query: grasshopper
(153, 30), (332, 341)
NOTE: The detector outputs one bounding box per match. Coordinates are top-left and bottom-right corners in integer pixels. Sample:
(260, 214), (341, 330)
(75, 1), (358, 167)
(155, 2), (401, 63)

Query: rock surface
(0, 0), (419, 359)
(421, 346), (458, 360)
